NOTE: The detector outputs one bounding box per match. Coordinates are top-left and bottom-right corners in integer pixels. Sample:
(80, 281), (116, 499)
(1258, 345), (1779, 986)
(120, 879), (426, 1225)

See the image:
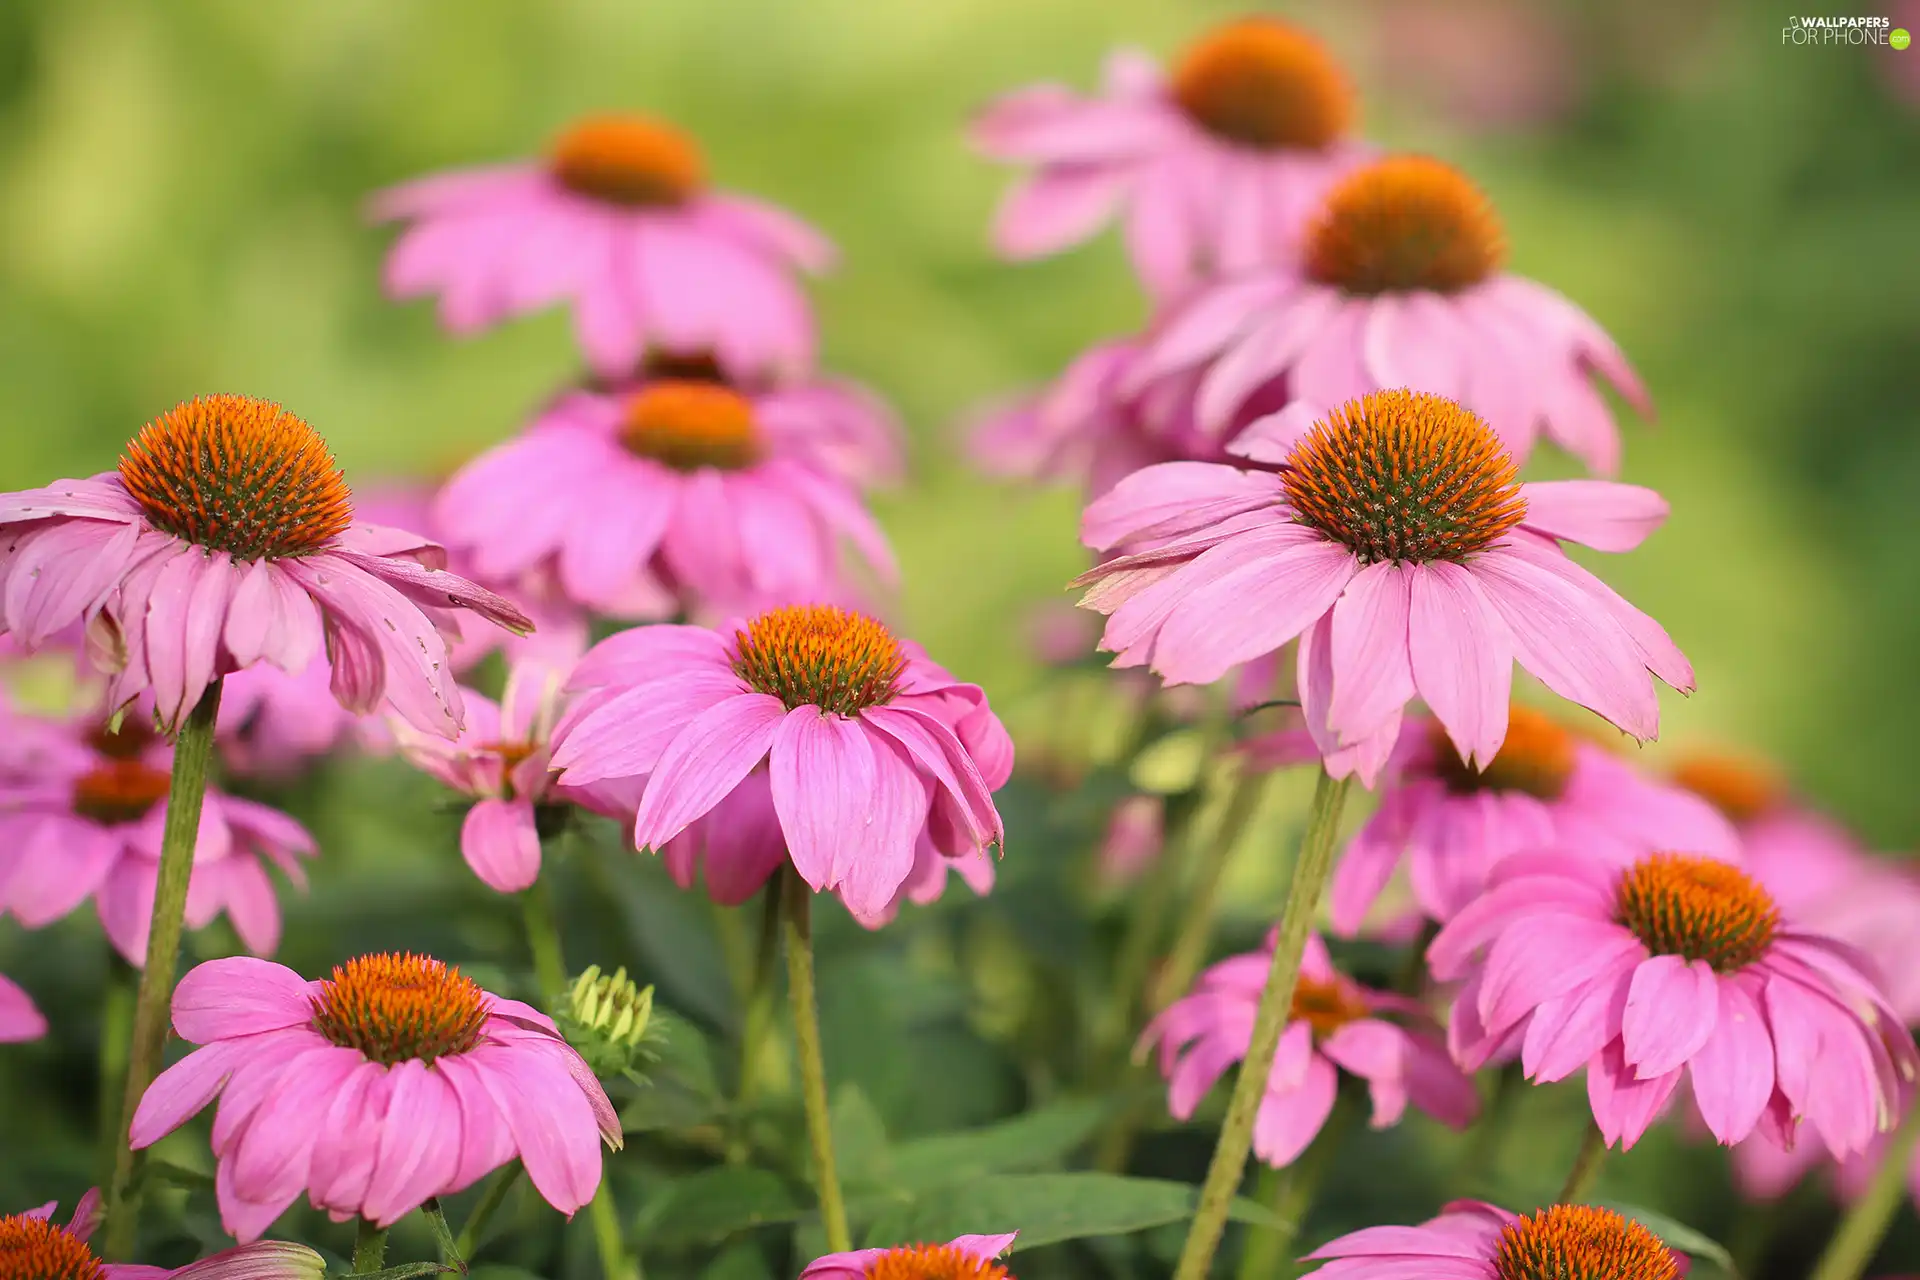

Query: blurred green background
(1, 1), (1918, 1277)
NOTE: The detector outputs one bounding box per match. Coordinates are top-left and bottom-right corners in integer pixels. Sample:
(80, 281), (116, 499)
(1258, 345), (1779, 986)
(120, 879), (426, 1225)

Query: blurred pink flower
(1098, 793), (1165, 887)
(973, 17), (1371, 297)
(373, 113), (829, 381)
(1431, 849), (1916, 1154)
(801, 1233), (1018, 1280)
(0, 972), (45, 1042)
(0, 396), (530, 737)
(1129, 155), (1650, 475)
(1075, 390), (1689, 786)
(1306, 1200), (1691, 1278)
(210, 656), (382, 779)
(1364, 0), (1582, 131)
(131, 954), (620, 1242)
(7, 1191), (325, 1280)
(0, 711), (314, 964)
(434, 379), (895, 619)
(553, 606), (1010, 921)
(1144, 933), (1477, 1166)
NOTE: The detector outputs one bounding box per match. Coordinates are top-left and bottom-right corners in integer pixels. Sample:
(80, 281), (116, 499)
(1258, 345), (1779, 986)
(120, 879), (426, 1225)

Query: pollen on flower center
(550, 113), (706, 207)
(1281, 390), (1527, 564)
(117, 394), (354, 561)
(1289, 974), (1368, 1038)
(1169, 18), (1353, 151)
(72, 760), (172, 825)
(1492, 1205), (1679, 1280)
(863, 1243), (1012, 1280)
(1614, 854), (1781, 974)
(309, 952), (491, 1066)
(1671, 755), (1783, 825)
(732, 605), (906, 717)
(1304, 156), (1507, 295)
(619, 381), (761, 471)
(0, 1213), (109, 1280)
(1430, 706), (1575, 800)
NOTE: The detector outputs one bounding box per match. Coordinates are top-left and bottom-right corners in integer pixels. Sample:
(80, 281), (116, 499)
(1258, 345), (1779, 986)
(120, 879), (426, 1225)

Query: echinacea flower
(374, 113), (830, 380)
(1128, 155), (1650, 474)
(434, 378), (896, 618)
(973, 17), (1370, 296)
(1431, 849), (1918, 1153)
(1313, 707), (1738, 933)
(5, 1192), (325, 1280)
(0, 711), (315, 963)
(801, 1233), (1019, 1280)
(1144, 933), (1477, 1166)
(0, 395), (532, 735)
(552, 605), (1009, 920)
(0, 972), (45, 1042)
(1074, 389), (1691, 786)
(1305, 1200), (1691, 1278)
(130, 953), (621, 1241)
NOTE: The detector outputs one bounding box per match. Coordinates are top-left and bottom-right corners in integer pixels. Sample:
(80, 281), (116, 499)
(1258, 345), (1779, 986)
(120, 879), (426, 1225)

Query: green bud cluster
(556, 964), (656, 1078)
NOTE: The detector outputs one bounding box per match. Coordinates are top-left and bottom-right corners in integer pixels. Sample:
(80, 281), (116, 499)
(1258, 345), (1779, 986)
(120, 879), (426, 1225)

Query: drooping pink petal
(1327, 561), (1416, 746)
(1407, 561), (1512, 769)
(630, 693), (787, 850)
(461, 798), (543, 893)
(1691, 976), (1775, 1145)
(1619, 955), (1719, 1079)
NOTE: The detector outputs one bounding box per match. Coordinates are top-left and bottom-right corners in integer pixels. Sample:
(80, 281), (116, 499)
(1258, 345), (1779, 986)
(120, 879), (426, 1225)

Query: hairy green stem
(103, 680), (224, 1257)
(1236, 1092), (1357, 1280)
(353, 1219), (390, 1274)
(1149, 766), (1272, 1013)
(781, 869), (851, 1252)
(1558, 1120), (1610, 1203)
(421, 1198), (464, 1272)
(1171, 769), (1352, 1280)
(1808, 1101), (1920, 1280)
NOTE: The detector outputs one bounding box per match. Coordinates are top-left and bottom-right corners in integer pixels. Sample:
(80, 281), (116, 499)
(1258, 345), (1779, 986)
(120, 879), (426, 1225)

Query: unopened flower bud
(557, 964), (656, 1078)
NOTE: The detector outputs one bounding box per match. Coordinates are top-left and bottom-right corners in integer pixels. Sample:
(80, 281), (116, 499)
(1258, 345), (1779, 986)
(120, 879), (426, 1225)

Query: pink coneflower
(434, 378), (895, 619)
(1305, 1200), (1690, 1278)
(0, 395), (531, 736)
(130, 953), (621, 1242)
(801, 1233), (1018, 1280)
(374, 113), (829, 380)
(1143, 932), (1476, 1166)
(1129, 155), (1650, 475)
(0, 972), (45, 1041)
(1074, 390), (1691, 786)
(973, 17), (1371, 296)
(0, 712), (314, 964)
(1314, 706), (1738, 934)
(6, 1192), (325, 1280)
(1430, 849), (1918, 1153)
(552, 606), (1008, 920)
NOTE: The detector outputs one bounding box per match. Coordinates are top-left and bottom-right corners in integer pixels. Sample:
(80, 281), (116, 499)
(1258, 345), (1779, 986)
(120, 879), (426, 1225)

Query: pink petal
(991, 166), (1127, 258)
(1079, 461), (1284, 552)
(1147, 534), (1356, 685)
(1521, 966), (1631, 1084)
(1327, 562), (1416, 746)
(630, 693), (787, 850)
(172, 957), (315, 1042)
(1620, 956), (1719, 1078)
(769, 712), (926, 918)
(1477, 915), (1642, 1034)
(1691, 977), (1775, 1145)
(363, 1058), (463, 1225)
(1406, 561), (1512, 769)
(465, 1044), (602, 1214)
(1587, 1037), (1683, 1149)
(1251, 1053), (1338, 1168)
(1520, 481), (1669, 553)
(130, 1040), (248, 1148)
(461, 798), (542, 893)
(552, 671), (745, 784)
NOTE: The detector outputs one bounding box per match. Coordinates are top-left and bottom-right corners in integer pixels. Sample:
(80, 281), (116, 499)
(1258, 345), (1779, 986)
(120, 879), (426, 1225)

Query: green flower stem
(453, 1163), (522, 1259)
(1558, 1119), (1609, 1203)
(781, 868), (851, 1253)
(590, 1184), (639, 1280)
(103, 679), (224, 1258)
(1809, 1100), (1920, 1280)
(353, 1219), (390, 1274)
(1171, 769), (1352, 1280)
(521, 872), (569, 1008)
(421, 1198), (464, 1272)
(1149, 765), (1272, 1013)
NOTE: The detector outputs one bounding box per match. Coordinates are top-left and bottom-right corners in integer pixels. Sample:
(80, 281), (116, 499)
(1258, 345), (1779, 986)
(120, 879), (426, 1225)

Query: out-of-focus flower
(1364, 0), (1582, 131)
(434, 379), (895, 619)
(556, 964), (655, 1079)
(1143, 933), (1477, 1166)
(1074, 390), (1690, 786)
(0, 711), (315, 964)
(801, 1233), (1019, 1280)
(373, 113), (830, 381)
(973, 17), (1371, 297)
(5, 1191), (325, 1280)
(211, 656), (380, 779)
(1129, 155), (1650, 475)
(1097, 793), (1165, 887)
(131, 954), (621, 1241)
(1431, 849), (1917, 1153)
(553, 606), (1010, 921)
(1305, 1200), (1689, 1278)
(0, 395), (531, 737)
(0, 972), (46, 1042)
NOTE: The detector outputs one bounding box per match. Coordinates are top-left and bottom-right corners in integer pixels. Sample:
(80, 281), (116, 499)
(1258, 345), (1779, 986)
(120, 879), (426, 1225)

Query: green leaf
(888, 1097), (1112, 1191)
(700, 1243), (774, 1280)
(832, 1084), (894, 1190)
(1595, 1201), (1736, 1270)
(631, 1167), (804, 1247)
(860, 1173), (1282, 1251)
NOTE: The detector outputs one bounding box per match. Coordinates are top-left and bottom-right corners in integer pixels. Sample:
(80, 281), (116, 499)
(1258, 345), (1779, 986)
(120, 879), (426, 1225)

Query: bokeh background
(2, 2), (1919, 1278)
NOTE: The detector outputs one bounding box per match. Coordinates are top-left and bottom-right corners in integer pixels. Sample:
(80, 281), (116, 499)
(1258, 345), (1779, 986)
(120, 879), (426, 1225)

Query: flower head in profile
(1131, 155), (1650, 475)
(1143, 933), (1477, 1167)
(3, 1192), (325, 1280)
(0, 710), (315, 964)
(131, 954), (621, 1241)
(801, 1233), (1019, 1280)
(1431, 848), (1918, 1153)
(0, 972), (45, 1042)
(973, 16), (1370, 296)
(553, 606), (1010, 920)
(1305, 1199), (1691, 1278)
(434, 376), (896, 619)
(374, 113), (831, 380)
(1075, 390), (1691, 786)
(0, 395), (531, 736)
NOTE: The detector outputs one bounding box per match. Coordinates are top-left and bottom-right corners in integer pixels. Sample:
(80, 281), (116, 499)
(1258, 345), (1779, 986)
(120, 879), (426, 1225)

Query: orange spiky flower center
(0, 1214), (108, 1280)
(1614, 854), (1780, 974)
(620, 381), (761, 472)
(1671, 755), (1783, 825)
(732, 605), (906, 717)
(72, 760), (172, 825)
(117, 394), (353, 561)
(309, 952), (491, 1066)
(1281, 390), (1526, 564)
(1289, 973), (1369, 1038)
(1493, 1204), (1679, 1280)
(550, 113), (706, 207)
(864, 1243), (1012, 1280)
(1304, 156), (1506, 295)
(1169, 18), (1353, 151)
(1430, 706), (1576, 800)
